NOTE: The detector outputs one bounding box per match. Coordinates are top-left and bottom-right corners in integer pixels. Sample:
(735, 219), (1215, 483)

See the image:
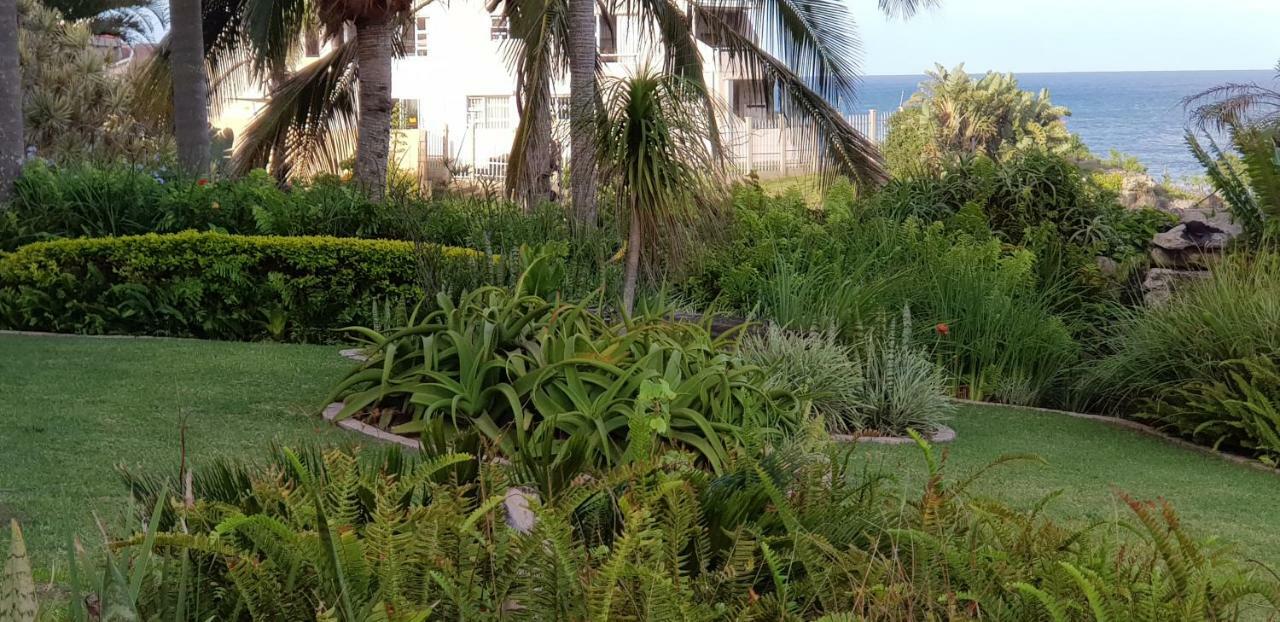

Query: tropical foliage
(883, 64), (1085, 175)
(326, 267), (800, 487)
(68, 437), (1280, 621)
(1082, 251), (1280, 460)
(18, 0), (169, 164)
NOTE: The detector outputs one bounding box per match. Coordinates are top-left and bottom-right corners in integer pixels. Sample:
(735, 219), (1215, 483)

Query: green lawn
(859, 405), (1280, 567)
(3, 332), (1280, 573)
(0, 333), (354, 569)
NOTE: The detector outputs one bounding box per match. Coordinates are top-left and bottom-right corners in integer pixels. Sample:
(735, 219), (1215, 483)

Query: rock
(503, 487), (538, 534)
(1142, 268), (1211, 307)
(1120, 173), (1169, 211)
(1149, 207), (1242, 269)
(1095, 256), (1119, 277)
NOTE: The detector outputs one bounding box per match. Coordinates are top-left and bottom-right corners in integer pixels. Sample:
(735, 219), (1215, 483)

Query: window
(598, 11), (617, 61)
(467, 96), (512, 129)
(392, 99), (420, 129)
(553, 95), (571, 122)
(731, 79), (773, 120)
(490, 16), (511, 40)
(695, 7), (750, 48)
(407, 16), (427, 55)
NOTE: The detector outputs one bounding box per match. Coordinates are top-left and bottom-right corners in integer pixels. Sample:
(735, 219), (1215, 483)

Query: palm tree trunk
(621, 206), (641, 315)
(168, 0), (210, 176)
(353, 15), (394, 201)
(0, 0), (21, 201)
(567, 0), (597, 225)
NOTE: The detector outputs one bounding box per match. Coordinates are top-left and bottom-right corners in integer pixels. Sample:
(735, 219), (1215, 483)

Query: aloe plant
(327, 268), (800, 485)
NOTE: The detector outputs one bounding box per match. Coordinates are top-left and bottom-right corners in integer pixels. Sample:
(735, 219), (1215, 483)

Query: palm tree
(498, 0), (563, 209)
(169, 0), (211, 174)
(136, 0), (411, 195)
(1184, 60), (1280, 132)
(566, 0), (597, 224)
(0, 0), (19, 201)
(496, 0), (938, 222)
(1183, 62), (1280, 244)
(599, 67), (723, 314)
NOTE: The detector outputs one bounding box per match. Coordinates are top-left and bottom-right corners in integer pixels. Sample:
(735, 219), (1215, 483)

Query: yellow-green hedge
(0, 231), (486, 342)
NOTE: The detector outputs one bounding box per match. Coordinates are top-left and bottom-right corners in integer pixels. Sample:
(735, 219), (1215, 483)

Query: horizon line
(863, 67), (1275, 78)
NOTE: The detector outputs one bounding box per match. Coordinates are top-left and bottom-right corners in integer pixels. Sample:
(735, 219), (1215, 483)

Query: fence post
(779, 121), (789, 177)
(470, 122), (478, 176)
(868, 109), (879, 145)
(744, 117), (754, 173)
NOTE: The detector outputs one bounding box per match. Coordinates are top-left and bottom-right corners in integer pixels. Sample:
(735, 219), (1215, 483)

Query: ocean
(850, 70), (1276, 179)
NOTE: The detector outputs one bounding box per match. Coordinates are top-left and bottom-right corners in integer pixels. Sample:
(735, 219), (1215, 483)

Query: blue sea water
(850, 70), (1276, 179)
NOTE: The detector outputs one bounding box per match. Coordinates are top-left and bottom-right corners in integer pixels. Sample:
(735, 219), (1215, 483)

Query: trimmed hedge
(0, 231), (483, 342)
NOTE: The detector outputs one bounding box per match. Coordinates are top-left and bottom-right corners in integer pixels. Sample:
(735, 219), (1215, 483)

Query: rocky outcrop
(1149, 206), (1242, 269)
(1142, 268), (1212, 307)
(1142, 200), (1240, 305)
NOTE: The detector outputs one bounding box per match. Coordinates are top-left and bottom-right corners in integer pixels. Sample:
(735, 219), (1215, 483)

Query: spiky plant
(18, 0), (169, 163)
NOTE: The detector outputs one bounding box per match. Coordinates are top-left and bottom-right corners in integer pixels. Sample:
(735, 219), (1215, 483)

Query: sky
(850, 0), (1279, 75)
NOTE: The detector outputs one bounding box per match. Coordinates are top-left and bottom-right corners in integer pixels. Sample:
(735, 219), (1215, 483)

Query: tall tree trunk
(621, 206), (641, 315)
(169, 0), (210, 176)
(567, 0), (597, 225)
(511, 87), (554, 211)
(0, 0), (24, 201)
(353, 15), (394, 201)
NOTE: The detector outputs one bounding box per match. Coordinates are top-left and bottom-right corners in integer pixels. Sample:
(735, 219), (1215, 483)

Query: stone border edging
(322, 402), (421, 451)
(951, 398), (1279, 476)
(832, 425), (956, 445)
(323, 401), (956, 450)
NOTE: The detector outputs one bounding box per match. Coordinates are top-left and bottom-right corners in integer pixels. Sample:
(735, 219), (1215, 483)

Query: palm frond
(1184, 80), (1280, 133)
(695, 6), (886, 185)
(500, 0), (570, 205)
(229, 39), (359, 179)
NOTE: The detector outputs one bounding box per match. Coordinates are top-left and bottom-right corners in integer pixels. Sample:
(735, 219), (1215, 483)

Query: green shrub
(1085, 252), (1280, 458)
(741, 326), (865, 432)
(327, 272), (799, 486)
(0, 231), (486, 342)
(92, 438), (1280, 621)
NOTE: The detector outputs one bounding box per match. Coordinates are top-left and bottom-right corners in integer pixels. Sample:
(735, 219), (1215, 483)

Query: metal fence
(415, 110), (890, 185)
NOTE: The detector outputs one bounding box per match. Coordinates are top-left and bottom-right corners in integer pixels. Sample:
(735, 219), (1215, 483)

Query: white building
(214, 0), (886, 183)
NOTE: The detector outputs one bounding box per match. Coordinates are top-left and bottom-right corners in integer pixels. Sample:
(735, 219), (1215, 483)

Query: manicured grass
(4, 333), (1279, 575)
(859, 404), (1280, 568)
(0, 333), (355, 568)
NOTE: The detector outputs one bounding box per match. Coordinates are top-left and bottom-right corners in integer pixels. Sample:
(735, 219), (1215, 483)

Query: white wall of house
(211, 0), (886, 181)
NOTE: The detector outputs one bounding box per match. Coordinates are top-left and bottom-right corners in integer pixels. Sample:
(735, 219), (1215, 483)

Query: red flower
(935, 322), (950, 337)
(196, 178), (209, 186)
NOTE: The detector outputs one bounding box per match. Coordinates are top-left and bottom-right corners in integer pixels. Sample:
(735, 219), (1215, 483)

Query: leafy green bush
(92, 438), (1280, 621)
(881, 64), (1086, 175)
(327, 272), (799, 485)
(741, 326), (865, 432)
(1084, 252), (1280, 459)
(0, 231), (486, 342)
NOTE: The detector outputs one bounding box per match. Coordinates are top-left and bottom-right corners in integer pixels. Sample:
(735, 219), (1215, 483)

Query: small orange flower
(197, 178), (209, 186)
(935, 322), (950, 337)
